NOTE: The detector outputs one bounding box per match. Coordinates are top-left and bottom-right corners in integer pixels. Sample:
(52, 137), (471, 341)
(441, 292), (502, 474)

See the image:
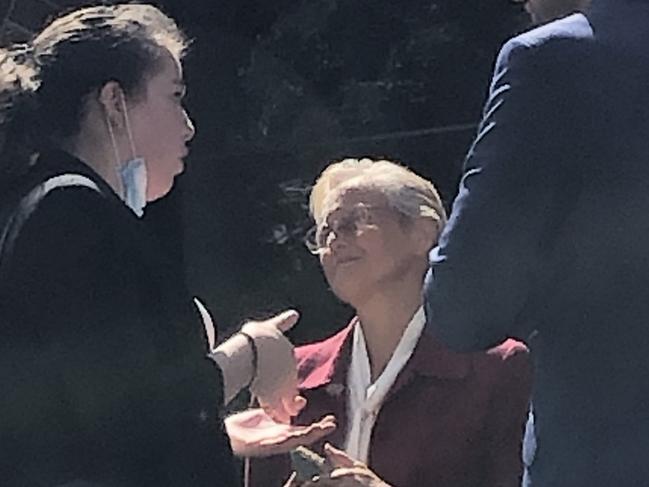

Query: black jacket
(0, 150), (236, 486)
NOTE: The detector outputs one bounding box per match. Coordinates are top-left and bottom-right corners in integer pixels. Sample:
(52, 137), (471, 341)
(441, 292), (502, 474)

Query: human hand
(224, 408), (336, 457)
(240, 309), (306, 423)
(284, 444), (392, 487)
(208, 306), (306, 416)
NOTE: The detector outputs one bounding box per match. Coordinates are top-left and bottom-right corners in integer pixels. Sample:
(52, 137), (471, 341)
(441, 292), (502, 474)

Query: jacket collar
(297, 317), (472, 393)
(296, 320), (355, 391)
(588, 0), (649, 46)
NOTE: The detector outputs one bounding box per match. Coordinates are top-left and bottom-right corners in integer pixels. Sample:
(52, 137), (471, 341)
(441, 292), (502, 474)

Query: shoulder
(5, 178), (118, 266)
(7, 149), (121, 234)
(496, 13), (594, 70)
(18, 182), (110, 235)
(514, 13), (593, 48)
(506, 13), (593, 53)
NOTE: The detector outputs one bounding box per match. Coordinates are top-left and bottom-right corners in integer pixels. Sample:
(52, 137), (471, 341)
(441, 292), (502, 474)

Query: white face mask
(105, 90), (148, 217)
(118, 156), (147, 217)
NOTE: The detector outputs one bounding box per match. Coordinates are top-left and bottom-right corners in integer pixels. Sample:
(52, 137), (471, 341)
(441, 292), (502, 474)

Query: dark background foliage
(4, 0), (528, 342)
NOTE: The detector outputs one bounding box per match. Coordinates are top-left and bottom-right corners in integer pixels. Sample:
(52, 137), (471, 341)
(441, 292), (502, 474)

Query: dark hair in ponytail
(0, 3), (189, 183)
(0, 44), (40, 182)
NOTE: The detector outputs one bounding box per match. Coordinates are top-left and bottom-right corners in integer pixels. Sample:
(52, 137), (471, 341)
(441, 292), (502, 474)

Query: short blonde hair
(309, 158), (447, 231)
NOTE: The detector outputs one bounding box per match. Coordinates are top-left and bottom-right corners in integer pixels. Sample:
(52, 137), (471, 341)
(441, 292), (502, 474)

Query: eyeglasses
(304, 203), (395, 254)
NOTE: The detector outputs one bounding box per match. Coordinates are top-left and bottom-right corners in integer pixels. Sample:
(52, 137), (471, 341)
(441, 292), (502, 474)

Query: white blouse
(344, 307), (425, 463)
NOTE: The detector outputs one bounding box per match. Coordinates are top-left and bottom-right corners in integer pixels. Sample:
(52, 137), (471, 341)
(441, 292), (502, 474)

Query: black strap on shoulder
(0, 172), (101, 275)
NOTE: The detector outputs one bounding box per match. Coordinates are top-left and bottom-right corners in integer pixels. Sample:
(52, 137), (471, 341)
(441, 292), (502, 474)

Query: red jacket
(251, 322), (531, 487)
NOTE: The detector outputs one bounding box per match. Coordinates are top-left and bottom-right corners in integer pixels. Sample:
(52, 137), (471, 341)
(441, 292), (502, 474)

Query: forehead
(321, 186), (388, 217)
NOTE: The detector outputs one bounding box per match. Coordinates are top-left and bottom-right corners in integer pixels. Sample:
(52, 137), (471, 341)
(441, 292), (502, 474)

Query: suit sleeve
(0, 187), (233, 486)
(423, 38), (568, 351)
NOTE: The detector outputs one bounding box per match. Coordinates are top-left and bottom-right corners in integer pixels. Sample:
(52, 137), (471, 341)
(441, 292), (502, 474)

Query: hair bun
(9, 42), (37, 67)
(0, 43), (39, 108)
(0, 44), (41, 180)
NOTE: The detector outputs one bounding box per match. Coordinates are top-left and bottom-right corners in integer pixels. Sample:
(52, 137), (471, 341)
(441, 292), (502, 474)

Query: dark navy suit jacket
(425, 2), (649, 486)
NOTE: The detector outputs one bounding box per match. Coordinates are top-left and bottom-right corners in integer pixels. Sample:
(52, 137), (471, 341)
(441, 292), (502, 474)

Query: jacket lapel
(384, 331), (472, 403)
(296, 321), (356, 448)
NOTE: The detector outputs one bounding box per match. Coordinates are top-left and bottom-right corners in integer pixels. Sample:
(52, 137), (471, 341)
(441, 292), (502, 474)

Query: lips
(174, 157), (186, 175)
(335, 256), (361, 266)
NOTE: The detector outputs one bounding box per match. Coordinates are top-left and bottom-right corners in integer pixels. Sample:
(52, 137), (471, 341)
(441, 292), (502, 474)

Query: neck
(354, 270), (424, 381)
(63, 130), (122, 197)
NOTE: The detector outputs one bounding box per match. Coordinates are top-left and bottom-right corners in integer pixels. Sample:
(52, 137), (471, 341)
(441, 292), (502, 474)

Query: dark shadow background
(5, 0), (529, 343)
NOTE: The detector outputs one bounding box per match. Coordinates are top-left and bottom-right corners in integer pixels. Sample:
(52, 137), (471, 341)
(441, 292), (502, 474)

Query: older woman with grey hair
(232, 158), (532, 487)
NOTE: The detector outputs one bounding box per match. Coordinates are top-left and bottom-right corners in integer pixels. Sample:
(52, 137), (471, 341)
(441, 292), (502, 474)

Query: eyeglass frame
(304, 203), (407, 255)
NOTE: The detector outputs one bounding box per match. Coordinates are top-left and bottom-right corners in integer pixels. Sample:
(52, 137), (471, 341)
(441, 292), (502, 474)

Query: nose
(183, 109), (196, 142)
(327, 229), (349, 252)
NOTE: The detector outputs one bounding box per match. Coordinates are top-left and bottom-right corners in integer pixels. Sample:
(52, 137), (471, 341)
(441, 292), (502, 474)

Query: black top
(0, 150), (236, 486)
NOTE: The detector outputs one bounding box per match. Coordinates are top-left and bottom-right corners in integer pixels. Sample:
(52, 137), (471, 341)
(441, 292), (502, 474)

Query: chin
(175, 158), (186, 175)
(146, 178), (175, 202)
(329, 279), (365, 307)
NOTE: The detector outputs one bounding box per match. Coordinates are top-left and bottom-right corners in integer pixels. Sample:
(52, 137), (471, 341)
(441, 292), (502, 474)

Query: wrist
(237, 331), (258, 389)
(211, 333), (255, 404)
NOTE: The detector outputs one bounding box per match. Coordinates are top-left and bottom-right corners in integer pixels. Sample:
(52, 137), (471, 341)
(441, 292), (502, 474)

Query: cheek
(319, 255), (336, 282)
(360, 237), (412, 278)
(129, 112), (161, 154)
(357, 235), (391, 264)
(135, 127), (159, 155)
(131, 105), (181, 155)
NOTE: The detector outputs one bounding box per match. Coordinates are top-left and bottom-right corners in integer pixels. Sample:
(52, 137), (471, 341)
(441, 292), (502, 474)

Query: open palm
(225, 408), (336, 457)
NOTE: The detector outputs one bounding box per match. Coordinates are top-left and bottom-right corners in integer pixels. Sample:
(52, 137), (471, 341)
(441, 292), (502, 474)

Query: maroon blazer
(251, 322), (531, 487)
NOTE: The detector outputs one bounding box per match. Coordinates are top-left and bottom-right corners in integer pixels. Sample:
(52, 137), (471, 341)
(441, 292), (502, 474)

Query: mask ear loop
(118, 90), (139, 162)
(104, 110), (125, 198)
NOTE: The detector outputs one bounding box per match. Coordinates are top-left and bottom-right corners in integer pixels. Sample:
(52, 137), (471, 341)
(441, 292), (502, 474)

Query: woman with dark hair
(0, 4), (329, 486)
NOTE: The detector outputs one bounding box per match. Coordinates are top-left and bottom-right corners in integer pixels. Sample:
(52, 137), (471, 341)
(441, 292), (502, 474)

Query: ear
(410, 217), (440, 257)
(98, 80), (125, 130)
